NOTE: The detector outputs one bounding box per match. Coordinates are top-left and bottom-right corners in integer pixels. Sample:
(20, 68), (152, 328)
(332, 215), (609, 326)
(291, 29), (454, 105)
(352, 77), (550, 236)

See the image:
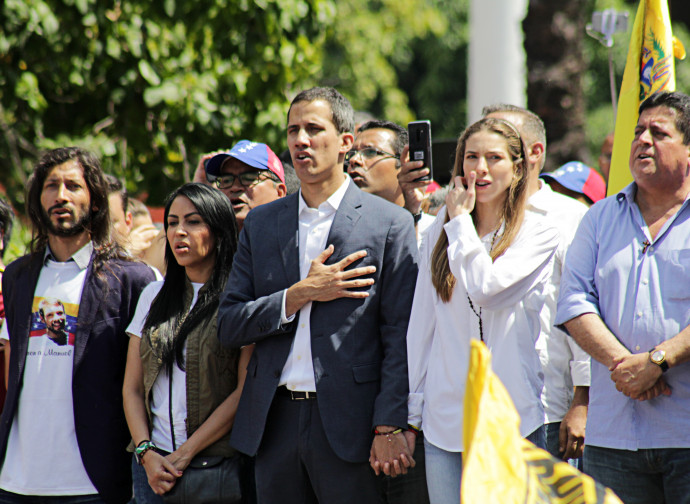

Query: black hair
(25, 147), (125, 272)
(278, 149), (301, 195)
(104, 174), (129, 218)
(288, 87), (355, 133)
(0, 198), (14, 260)
(639, 92), (690, 145)
(358, 120), (409, 167)
(142, 183), (238, 370)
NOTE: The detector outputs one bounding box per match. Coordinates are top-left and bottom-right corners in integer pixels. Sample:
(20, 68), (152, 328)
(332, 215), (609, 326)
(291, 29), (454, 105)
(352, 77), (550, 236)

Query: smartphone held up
(408, 120), (433, 182)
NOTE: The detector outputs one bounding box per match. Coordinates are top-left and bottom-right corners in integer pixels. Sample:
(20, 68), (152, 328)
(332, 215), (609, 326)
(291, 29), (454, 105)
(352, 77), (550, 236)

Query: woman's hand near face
(446, 172), (476, 219)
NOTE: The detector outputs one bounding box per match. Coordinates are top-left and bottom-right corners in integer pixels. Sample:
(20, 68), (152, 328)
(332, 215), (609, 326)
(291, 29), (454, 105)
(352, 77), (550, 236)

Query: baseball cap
(205, 140), (285, 184)
(540, 161), (606, 204)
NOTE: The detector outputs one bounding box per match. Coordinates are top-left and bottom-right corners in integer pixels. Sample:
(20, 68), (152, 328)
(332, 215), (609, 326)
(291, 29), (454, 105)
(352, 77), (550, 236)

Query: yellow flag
(607, 0), (686, 195)
(461, 340), (623, 504)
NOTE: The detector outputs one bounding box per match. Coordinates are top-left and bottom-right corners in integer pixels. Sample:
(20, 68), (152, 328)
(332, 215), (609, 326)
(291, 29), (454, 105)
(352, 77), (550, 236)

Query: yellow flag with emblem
(461, 340), (623, 504)
(607, 0), (686, 195)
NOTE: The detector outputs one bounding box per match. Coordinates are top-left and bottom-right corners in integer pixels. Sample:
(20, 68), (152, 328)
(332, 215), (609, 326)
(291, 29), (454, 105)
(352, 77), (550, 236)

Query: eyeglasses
(345, 147), (399, 163)
(214, 172), (276, 190)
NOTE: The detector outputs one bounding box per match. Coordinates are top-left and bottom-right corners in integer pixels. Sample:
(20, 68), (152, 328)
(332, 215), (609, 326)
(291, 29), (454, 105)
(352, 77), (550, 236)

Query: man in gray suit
(218, 87), (419, 503)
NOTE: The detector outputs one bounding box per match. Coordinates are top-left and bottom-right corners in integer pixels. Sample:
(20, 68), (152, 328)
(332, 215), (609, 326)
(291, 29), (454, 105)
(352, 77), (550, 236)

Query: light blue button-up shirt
(556, 183), (690, 450)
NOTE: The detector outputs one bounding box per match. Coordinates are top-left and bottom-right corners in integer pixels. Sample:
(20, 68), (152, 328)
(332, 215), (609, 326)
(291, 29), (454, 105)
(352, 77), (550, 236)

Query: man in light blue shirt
(556, 91), (690, 504)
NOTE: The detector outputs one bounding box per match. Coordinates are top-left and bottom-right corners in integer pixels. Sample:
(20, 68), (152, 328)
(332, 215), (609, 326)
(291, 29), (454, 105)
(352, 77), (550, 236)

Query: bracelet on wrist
(411, 211), (423, 225)
(407, 424), (420, 436)
(374, 428), (403, 436)
(134, 440), (157, 465)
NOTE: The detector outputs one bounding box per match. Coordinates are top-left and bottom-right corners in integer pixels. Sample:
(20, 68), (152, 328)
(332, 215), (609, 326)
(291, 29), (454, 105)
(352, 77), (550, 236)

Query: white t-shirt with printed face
(0, 258), (97, 495)
(126, 281), (202, 453)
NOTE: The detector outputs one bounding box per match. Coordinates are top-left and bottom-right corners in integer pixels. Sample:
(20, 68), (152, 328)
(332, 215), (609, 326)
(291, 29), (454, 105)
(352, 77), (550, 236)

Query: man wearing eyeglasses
(348, 120), (435, 243)
(205, 140), (287, 230)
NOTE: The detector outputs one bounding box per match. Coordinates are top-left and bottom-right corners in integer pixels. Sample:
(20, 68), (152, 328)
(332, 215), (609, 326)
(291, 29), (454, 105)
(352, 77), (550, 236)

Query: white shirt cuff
(407, 393), (424, 429)
(281, 289), (296, 325)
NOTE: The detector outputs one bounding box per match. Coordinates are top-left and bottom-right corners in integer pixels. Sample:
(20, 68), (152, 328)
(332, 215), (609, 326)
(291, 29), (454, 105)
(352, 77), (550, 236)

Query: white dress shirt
(528, 182), (591, 423)
(279, 176), (351, 392)
(407, 208), (558, 452)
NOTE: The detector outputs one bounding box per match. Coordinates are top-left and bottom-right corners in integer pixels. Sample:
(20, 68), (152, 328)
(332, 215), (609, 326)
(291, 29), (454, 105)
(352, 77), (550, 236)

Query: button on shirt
(279, 176), (351, 392)
(556, 183), (690, 450)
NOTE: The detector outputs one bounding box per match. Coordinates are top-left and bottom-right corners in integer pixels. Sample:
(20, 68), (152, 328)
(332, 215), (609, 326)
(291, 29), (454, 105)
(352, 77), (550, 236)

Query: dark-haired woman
(123, 183), (252, 502)
(406, 118), (559, 503)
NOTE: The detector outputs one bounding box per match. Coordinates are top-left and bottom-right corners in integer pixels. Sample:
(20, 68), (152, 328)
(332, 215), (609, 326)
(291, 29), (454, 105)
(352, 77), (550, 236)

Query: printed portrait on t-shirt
(30, 297), (77, 346)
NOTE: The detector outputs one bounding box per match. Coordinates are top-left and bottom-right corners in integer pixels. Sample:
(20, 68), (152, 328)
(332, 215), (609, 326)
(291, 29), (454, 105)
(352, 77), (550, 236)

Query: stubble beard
(40, 205), (91, 238)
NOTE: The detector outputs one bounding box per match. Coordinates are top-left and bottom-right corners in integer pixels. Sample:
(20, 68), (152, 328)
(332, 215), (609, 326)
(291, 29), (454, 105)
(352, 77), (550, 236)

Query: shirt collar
(298, 176), (351, 215)
(526, 179), (552, 214)
(44, 241), (93, 270)
(617, 181), (690, 211)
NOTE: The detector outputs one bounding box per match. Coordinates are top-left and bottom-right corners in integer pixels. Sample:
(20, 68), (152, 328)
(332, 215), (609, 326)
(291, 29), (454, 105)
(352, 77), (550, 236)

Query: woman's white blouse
(407, 209), (559, 452)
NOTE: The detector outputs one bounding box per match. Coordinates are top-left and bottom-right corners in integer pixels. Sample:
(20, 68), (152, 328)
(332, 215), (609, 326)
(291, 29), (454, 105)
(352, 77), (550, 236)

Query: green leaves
(0, 0), (335, 206)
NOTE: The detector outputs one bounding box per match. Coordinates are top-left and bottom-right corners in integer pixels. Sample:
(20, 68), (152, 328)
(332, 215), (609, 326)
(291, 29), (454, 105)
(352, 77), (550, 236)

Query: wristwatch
(134, 440), (157, 465)
(649, 348), (669, 373)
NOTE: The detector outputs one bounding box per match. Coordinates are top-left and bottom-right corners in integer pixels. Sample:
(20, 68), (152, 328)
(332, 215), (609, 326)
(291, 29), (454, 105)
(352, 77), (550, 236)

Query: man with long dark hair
(0, 147), (155, 503)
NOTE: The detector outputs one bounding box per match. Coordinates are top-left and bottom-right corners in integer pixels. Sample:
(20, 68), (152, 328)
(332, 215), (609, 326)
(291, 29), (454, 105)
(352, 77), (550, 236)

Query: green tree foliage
(0, 0), (335, 206)
(318, 0), (450, 128)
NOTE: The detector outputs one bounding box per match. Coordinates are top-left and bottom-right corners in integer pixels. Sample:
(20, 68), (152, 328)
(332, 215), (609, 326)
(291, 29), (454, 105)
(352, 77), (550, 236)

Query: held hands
(369, 426), (416, 478)
(142, 449), (183, 495)
(398, 146), (431, 215)
(446, 173), (476, 220)
(609, 352), (671, 400)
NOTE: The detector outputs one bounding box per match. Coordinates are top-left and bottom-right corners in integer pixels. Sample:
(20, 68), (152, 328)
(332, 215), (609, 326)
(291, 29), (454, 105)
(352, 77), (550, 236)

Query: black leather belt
(277, 386), (317, 400)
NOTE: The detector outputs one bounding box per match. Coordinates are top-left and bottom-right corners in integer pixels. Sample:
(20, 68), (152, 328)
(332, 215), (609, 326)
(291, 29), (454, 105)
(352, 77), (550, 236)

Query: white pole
(467, 0), (529, 123)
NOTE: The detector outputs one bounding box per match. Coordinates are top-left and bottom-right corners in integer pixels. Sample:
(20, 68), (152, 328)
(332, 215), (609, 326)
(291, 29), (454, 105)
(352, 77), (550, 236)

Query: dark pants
(376, 432), (430, 504)
(584, 445), (690, 504)
(255, 393), (379, 504)
(545, 421), (583, 470)
(0, 490), (104, 504)
(131, 456), (164, 504)
(525, 424), (546, 451)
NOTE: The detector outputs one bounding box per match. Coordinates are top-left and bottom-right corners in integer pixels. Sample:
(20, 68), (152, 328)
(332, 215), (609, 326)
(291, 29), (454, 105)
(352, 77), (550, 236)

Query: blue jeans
(525, 424), (546, 451)
(0, 490), (104, 504)
(131, 457), (164, 504)
(424, 425), (545, 504)
(545, 421), (583, 471)
(423, 439), (462, 504)
(584, 445), (690, 504)
(376, 432), (430, 504)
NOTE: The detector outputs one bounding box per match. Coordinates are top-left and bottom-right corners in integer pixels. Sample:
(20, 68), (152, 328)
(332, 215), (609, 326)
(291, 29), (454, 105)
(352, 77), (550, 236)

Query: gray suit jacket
(218, 182), (418, 462)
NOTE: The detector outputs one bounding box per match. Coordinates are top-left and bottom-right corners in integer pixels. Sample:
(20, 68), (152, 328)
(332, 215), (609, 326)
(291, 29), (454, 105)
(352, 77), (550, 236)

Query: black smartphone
(408, 120), (433, 182)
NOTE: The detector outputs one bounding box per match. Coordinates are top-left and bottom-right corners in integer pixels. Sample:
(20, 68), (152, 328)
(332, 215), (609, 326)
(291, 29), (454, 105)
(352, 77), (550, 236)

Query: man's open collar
(44, 241), (93, 270)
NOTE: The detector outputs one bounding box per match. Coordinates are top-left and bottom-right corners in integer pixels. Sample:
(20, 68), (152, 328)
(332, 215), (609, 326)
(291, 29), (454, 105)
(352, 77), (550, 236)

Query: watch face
(652, 350), (665, 363)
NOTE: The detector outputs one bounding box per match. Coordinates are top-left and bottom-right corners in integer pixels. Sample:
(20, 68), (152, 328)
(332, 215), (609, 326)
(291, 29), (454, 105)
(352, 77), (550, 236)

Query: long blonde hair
(431, 117), (529, 302)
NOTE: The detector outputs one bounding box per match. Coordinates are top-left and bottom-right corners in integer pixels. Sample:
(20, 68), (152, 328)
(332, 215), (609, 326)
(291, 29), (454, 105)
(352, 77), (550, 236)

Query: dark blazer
(0, 251), (154, 504)
(218, 182), (419, 463)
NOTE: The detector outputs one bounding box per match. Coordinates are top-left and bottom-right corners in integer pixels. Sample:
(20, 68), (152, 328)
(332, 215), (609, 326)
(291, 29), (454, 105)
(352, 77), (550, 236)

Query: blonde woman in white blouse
(407, 117), (559, 504)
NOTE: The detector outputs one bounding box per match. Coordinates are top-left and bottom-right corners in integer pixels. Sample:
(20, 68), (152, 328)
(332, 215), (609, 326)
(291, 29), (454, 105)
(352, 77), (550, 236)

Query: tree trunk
(523, 0), (594, 171)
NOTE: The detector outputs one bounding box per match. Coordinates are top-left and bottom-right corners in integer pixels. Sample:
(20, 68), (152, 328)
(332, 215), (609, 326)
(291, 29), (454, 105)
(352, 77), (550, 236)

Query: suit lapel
(324, 182), (362, 264)
(73, 261), (104, 375)
(14, 254), (44, 381)
(277, 194), (301, 286)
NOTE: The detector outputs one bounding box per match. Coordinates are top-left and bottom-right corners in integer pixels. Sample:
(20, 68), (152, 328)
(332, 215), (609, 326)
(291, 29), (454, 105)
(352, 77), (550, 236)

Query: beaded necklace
(467, 226), (501, 342)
